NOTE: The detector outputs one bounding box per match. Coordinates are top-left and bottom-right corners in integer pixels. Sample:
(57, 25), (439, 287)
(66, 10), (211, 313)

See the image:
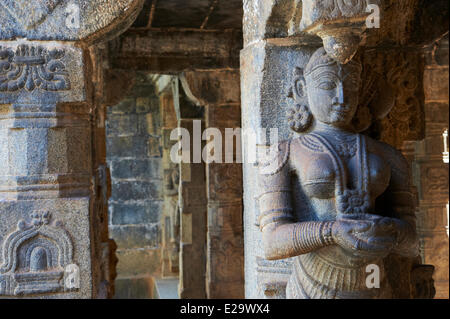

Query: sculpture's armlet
(257, 141), (294, 232)
(257, 141), (334, 260)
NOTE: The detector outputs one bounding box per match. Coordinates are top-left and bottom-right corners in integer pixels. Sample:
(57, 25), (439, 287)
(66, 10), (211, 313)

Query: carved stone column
(0, 0), (144, 298)
(242, 0), (320, 299)
(158, 77), (180, 278)
(412, 37), (449, 299)
(241, 0), (437, 299)
(166, 77), (207, 299)
(178, 118), (208, 299)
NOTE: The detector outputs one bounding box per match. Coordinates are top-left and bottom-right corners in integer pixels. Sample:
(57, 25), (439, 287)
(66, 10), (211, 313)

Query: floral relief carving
(0, 44), (70, 92)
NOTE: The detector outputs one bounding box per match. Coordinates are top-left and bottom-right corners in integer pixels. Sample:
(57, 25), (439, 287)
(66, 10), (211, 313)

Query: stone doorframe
(107, 24), (245, 298)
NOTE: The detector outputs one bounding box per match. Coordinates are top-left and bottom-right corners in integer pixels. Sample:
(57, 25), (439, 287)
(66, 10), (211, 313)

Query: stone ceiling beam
(109, 29), (242, 73)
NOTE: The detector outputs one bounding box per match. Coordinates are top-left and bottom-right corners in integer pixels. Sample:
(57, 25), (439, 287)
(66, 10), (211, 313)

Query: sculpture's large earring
(287, 69), (312, 133)
(287, 103), (312, 133)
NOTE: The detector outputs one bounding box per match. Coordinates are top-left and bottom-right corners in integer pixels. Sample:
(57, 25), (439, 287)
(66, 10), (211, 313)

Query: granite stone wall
(106, 72), (163, 298)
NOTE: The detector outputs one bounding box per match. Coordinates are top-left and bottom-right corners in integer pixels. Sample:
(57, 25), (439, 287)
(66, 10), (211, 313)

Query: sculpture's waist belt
(289, 251), (391, 299)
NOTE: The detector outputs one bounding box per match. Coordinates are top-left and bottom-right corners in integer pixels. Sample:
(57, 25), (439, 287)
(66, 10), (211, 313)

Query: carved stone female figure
(258, 47), (419, 299)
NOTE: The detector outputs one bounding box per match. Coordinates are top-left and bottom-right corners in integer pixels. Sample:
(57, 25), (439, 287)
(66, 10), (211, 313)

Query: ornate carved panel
(0, 44), (70, 92)
(0, 41), (84, 103)
(360, 50), (425, 148)
(0, 211), (79, 296)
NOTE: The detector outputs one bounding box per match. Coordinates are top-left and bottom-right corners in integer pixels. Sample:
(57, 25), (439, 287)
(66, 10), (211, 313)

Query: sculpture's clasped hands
(331, 214), (401, 259)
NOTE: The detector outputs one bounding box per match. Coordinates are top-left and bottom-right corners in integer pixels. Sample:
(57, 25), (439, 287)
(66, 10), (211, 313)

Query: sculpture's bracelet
(320, 221), (335, 246)
(292, 221), (335, 255)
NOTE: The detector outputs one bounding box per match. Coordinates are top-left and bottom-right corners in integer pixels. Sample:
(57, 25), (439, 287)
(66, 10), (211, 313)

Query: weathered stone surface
(159, 88), (180, 279)
(241, 42), (316, 143)
(423, 67), (449, 102)
(106, 114), (139, 136)
(241, 40), (313, 298)
(111, 201), (162, 225)
(111, 158), (161, 179)
(0, 0), (145, 43)
(110, 224), (160, 249)
(208, 228), (244, 298)
(366, 50), (426, 149)
(243, 0), (300, 45)
(182, 70), (241, 106)
(107, 136), (149, 157)
(300, 0), (382, 63)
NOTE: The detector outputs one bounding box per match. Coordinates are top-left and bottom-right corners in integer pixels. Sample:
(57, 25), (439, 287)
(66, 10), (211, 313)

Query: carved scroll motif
(0, 211), (78, 296)
(0, 44), (70, 92)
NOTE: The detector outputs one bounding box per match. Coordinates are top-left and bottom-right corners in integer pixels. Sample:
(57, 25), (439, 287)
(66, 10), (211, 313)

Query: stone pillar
(182, 70), (244, 299)
(158, 76), (180, 278)
(178, 118), (208, 299)
(413, 36), (449, 299)
(0, 0), (144, 298)
(167, 76), (207, 299)
(241, 0), (317, 298)
(241, 0), (437, 299)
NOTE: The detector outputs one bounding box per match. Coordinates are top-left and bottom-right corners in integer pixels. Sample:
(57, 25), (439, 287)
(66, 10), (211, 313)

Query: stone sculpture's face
(305, 63), (361, 128)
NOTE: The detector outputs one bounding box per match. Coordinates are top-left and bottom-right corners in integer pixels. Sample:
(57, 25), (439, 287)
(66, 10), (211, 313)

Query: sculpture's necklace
(334, 136), (357, 158)
(309, 132), (370, 217)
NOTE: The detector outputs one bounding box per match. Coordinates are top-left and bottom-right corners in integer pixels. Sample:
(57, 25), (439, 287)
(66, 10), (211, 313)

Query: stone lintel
(110, 29), (242, 73)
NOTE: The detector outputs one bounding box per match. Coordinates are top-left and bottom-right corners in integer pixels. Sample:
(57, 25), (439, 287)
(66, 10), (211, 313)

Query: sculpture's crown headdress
(304, 47), (362, 76)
